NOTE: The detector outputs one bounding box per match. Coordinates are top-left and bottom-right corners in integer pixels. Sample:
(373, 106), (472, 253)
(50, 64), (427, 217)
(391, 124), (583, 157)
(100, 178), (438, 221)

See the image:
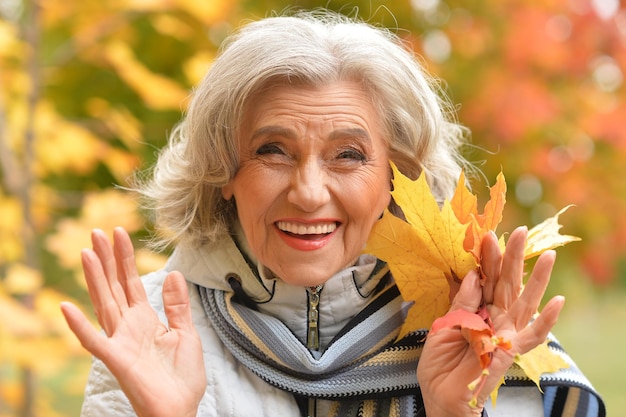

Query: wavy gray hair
(138, 9), (470, 248)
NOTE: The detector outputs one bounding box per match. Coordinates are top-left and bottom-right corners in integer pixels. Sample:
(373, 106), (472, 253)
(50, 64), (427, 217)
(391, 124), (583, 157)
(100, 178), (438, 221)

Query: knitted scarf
(197, 268), (605, 417)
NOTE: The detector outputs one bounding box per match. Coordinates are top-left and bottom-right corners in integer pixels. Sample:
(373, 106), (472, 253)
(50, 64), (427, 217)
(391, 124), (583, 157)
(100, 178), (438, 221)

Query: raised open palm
(61, 228), (206, 417)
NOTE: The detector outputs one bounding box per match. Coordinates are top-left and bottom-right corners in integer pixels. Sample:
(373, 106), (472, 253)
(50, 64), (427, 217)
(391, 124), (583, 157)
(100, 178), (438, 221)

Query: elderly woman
(61, 10), (604, 417)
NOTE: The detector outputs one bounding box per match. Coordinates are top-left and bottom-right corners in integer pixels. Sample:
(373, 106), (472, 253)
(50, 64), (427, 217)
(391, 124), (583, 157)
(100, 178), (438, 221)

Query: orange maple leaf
(451, 170), (507, 262)
(431, 308), (510, 368)
(363, 162), (575, 405)
(430, 307), (515, 407)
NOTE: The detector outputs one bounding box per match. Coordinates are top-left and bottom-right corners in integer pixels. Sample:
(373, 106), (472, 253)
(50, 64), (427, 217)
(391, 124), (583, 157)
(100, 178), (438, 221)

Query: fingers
(60, 301), (108, 358)
(480, 231), (501, 305)
(81, 248), (122, 335)
(91, 229), (129, 311)
(509, 250), (556, 329)
(494, 248), (560, 355)
(449, 269), (483, 313)
(493, 226), (527, 310)
(82, 227), (147, 335)
(515, 295), (564, 354)
(162, 271), (195, 332)
(112, 227), (147, 307)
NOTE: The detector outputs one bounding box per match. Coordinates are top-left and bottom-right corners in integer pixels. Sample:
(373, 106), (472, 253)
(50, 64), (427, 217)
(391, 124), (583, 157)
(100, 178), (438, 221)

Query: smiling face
(222, 81), (391, 287)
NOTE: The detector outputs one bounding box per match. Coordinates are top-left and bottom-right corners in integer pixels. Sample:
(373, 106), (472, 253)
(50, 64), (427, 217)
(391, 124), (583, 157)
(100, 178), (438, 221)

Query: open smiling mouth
(275, 221), (338, 240)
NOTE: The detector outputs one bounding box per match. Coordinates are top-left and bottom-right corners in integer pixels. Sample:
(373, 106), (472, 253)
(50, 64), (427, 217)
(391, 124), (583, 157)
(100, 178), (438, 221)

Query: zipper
(306, 285), (323, 350)
(306, 285), (323, 417)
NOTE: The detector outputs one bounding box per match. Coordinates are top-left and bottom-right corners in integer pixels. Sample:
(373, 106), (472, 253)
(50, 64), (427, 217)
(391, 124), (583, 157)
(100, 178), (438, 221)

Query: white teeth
(276, 221), (337, 235)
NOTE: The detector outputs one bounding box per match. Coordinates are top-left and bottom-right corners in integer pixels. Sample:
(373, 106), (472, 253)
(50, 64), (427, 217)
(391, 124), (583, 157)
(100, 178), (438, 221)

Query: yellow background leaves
(104, 41), (190, 110)
(1, 0), (622, 414)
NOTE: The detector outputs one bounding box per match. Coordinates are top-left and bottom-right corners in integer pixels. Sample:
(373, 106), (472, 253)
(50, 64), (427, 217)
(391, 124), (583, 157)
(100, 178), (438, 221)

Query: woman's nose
(287, 158), (331, 212)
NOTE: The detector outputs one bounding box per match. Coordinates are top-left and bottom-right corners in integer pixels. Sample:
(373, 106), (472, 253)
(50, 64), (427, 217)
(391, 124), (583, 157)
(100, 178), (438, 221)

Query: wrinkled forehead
(236, 75), (387, 137)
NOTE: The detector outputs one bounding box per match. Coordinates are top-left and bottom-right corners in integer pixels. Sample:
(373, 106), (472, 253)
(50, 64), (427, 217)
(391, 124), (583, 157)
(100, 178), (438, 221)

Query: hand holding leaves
(364, 163), (576, 407)
(61, 228), (205, 417)
(417, 227), (565, 415)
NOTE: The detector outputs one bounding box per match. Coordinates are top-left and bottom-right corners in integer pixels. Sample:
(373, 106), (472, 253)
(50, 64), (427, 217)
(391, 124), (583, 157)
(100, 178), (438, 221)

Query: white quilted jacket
(79, 231), (543, 416)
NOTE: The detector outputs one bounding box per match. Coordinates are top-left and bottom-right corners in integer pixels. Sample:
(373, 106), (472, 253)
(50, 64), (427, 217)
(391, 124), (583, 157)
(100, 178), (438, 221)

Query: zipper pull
(306, 285), (322, 350)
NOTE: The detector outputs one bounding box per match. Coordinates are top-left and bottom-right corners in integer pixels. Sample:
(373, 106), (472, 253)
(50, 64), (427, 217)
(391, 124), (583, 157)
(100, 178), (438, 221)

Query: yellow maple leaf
(450, 170), (478, 225)
(525, 205), (581, 259)
(364, 162), (575, 402)
(365, 213), (451, 334)
(364, 163), (476, 334)
(514, 340), (569, 390)
(395, 172), (475, 276)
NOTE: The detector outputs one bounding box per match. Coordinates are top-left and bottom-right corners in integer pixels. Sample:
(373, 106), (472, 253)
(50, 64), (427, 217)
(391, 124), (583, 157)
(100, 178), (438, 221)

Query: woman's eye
(255, 143), (285, 155)
(336, 148), (366, 162)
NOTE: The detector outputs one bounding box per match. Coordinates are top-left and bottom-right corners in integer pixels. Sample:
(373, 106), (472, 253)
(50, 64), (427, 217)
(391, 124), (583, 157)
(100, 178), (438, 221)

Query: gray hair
(138, 9), (470, 248)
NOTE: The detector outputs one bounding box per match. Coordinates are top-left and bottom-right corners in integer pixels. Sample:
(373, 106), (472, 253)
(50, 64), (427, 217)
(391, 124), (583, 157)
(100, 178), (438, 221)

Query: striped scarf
(197, 269), (605, 417)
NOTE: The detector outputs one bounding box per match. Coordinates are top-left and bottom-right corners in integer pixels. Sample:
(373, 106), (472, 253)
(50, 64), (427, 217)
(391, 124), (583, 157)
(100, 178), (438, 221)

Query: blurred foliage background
(1, 0), (624, 416)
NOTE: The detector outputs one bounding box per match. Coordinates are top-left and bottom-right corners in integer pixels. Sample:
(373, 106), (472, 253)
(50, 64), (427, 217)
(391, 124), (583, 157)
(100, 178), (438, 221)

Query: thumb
(162, 271), (194, 332)
(449, 269), (482, 313)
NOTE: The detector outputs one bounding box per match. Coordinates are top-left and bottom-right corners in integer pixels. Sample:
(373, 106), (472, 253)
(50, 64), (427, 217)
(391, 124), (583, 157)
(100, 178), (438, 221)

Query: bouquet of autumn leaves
(364, 163), (578, 406)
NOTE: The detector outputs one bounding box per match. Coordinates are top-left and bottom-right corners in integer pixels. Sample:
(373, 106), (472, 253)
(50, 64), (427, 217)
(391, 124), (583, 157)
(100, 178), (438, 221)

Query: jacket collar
(166, 225), (387, 347)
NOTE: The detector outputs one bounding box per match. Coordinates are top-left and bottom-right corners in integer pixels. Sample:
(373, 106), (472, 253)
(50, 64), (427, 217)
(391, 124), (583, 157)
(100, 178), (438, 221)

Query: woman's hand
(61, 228), (206, 417)
(417, 226), (564, 417)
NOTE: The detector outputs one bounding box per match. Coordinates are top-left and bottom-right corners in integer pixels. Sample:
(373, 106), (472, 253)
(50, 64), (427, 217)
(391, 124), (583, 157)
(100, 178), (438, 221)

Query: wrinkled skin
(61, 228), (205, 417)
(417, 227), (563, 416)
(222, 82), (391, 287)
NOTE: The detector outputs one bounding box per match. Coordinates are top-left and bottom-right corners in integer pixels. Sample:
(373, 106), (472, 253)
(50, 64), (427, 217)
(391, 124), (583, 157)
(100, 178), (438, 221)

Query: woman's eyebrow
(329, 128), (372, 143)
(250, 126), (372, 143)
(251, 125), (297, 140)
